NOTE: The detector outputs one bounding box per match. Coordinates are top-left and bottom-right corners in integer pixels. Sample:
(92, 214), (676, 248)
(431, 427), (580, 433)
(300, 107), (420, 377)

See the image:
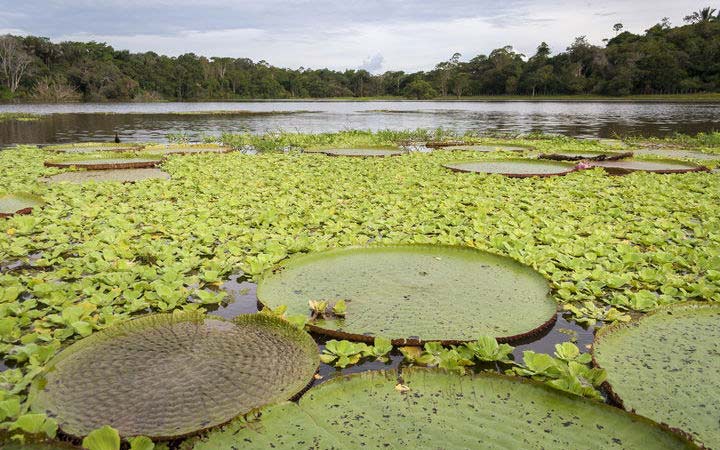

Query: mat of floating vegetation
(317, 148), (405, 157)
(538, 150), (633, 161)
(43, 142), (143, 153)
(444, 159), (577, 178)
(633, 148), (720, 161)
(0, 193), (44, 218)
(44, 158), (161, 170)
(30, 312), (319, 440)
(588, 159), (708, 175)
(194, 369), (694, 450)
(596, 138), (628, 147)
(593, 302), (720, 448)
(1, 441), (79, 450)
(144, 144), (234, 155)
(424, 140), (466, 148)
(257, 245), (557, 344)
(443, 144), (533, 152)
(44, 168), (170, 184)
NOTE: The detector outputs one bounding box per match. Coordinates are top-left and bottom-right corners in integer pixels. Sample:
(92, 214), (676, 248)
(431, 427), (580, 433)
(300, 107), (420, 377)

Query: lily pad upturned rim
(43, 158), (162, 170)
(30, 312), (319, 440)
(443, 143), (536, 152)
(538, 151), (634, 162)
(257, 244), (558, 345)
(591, 301), (720, 444)
(0, 192), (45, 218)
(444, 158), (579, 178)
(588, 158), (709, 175)
(195, 368), (697, 450)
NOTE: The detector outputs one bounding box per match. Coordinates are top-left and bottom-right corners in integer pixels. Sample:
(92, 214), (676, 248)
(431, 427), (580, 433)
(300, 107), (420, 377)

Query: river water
(1, 101), (719, 145)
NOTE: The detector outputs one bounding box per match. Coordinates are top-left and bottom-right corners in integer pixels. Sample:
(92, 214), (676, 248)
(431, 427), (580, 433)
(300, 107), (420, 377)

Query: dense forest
(1, 7), (719, 101)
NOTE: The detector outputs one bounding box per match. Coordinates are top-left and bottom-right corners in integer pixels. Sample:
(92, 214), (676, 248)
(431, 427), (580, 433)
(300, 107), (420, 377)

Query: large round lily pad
(144, 144), (234, 155)
(43, 143), (142, 153)
(593, 302), (720, 448)
(538, 150), (633, 161)
(195, 369), (695, 450)
(445, 144), (532, 152)
(633, 148), (720, 161)
(257, 245), (557, 343)
(444, 159), (577, 178)
(30, 312), (319, 439)
(44, 168), (170, 184)
(0, 193), (44, 218)
(44, 158), (161, 170)
(589, 159), (708, 174)
(317, 148), (404, 157)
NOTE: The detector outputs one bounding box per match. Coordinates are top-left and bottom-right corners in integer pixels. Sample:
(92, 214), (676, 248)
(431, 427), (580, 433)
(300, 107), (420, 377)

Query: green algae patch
(0, 193), (44, 218)
(44, 168), (170, 183)
(593, 302), (720, 448)
(30, 312), (319, 440)
(316, 148), (405, 157)
(589, 159), (708, 174)
(195, 369), (696, 450)
(144, 143), (234, 155)
(444, 159), (577, 177)
(257, 245), (557, 344)
(43, 143), (143, 153)
(44, 158), (161, 170)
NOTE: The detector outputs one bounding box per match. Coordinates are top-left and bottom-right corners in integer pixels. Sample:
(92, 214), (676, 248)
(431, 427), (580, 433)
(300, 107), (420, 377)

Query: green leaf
(82, 425), (121, 450)
(129, 435), (155, 450)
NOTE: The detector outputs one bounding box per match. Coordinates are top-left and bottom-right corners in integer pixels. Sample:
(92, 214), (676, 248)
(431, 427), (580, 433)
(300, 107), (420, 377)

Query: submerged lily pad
(593, 302), (720, 448)
(257, 245), (557, 343)
(30, 312), (319, 439)
(444, 144), (532, 152)
(538, 150), (633, 161)
(43, 143), (142, 153)
(0, 193), (44, 218)
(195, 369), (695, 450)
(144, 144), (234, 155)
(317, 148), (405, 157)
(44, 158), (161, 170)
(589, 159), (708, 174)
(44, 168), (170, 184)
(444, 159), (577, 178)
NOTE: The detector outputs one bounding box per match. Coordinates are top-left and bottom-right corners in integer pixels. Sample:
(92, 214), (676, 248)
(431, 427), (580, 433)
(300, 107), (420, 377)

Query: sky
(0, 1), (706, 73)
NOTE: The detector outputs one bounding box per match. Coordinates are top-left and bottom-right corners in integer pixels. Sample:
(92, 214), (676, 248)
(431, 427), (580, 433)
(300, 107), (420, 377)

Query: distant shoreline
(2, 93), (720, 106)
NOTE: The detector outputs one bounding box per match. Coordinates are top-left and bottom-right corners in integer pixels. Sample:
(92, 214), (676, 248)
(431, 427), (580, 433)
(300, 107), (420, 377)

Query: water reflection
(2, 101), (719, 145)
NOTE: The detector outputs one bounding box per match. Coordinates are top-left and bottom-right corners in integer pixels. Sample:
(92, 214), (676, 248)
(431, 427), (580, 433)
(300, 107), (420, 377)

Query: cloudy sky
(0, 1), (705, 72)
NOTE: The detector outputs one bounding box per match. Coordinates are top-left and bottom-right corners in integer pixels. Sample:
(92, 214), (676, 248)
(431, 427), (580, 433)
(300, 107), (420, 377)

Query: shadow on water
(203, 273), (596, 387)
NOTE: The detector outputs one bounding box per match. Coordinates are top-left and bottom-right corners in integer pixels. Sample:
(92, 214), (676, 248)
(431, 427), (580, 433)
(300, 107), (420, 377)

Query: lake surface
(1, 101), (719, 145)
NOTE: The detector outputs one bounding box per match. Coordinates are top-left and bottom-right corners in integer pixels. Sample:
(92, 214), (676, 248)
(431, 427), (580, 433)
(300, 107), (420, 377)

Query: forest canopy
(0, 8), (719, 101)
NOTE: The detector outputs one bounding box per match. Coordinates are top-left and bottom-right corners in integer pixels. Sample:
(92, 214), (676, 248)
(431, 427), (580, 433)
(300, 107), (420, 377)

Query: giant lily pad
(633, 148), (720, 161)
(144, 144), (234, 155)
(538, 150), (633, 161)
(589, 159), (708, 174)
(593, 302), (720, 448)
(44, 168), (170, 184)
(444, 144), (532, 152)
(257, 245), (557, 343)
(30, 312), (319, 439)
(0, 193), (44, 218)
(44, 158), (161, 170)
(444, 159), (577, 178)
(317, 148), (404, 157)
(43, 142), (143, 153)
(195, 369), (695, 450)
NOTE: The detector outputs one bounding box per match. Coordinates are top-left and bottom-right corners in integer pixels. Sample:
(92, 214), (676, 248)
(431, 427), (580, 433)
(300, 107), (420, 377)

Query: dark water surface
(2, 101), (720, 145)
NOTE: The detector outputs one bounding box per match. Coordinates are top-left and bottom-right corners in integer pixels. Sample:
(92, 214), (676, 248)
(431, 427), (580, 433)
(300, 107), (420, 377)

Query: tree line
(0, 7), (719, 101)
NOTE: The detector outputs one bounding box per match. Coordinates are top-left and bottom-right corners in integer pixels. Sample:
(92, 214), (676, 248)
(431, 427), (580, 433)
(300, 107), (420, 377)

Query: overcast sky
(0, 1), (706, 72)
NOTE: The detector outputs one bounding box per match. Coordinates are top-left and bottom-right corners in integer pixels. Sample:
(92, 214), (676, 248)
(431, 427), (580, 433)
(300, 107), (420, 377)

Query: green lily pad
(589, 159), (708, 174)
(44, 168), (170, 184)
(257, 245), (557, 343)
(43, 143), (143, 153)
(444, 144), (532, 152)
(593, 302), (720, 448)
(538, 151), (633, 161)
(444, 159), (577, 178)
(30, 312), (319, 439)
(195, 369), (695, 450)
(44, 158), (161, 170)
(144, 144), (234, 155)
(0, 193), (44, 218)
(318, 148), (404, 157)
(633, 148), (720, 161)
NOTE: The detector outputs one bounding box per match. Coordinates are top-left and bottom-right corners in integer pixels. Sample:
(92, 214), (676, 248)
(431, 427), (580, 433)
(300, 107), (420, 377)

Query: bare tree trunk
(0, 35), (33, 93)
